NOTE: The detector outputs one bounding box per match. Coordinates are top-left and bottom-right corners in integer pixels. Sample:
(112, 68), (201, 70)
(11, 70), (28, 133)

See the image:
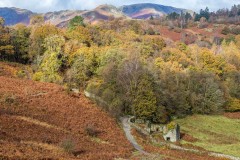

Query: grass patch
(91, 137), (109, 144)
(60, 139), (75, 153)
(176, 115), (240, 157)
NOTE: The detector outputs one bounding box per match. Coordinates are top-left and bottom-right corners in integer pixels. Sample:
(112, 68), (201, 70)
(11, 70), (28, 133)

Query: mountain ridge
(0, 7), (34, 25)
(0, 3), (193, 26)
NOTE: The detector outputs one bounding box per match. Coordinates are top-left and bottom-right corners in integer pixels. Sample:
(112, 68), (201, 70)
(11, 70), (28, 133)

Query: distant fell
(120, 3), (192, 19)
(0, 3), (192, 26)
(0, 7), (34, 25)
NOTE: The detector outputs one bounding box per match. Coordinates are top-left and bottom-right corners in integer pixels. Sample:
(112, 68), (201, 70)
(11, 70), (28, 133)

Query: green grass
(176, 115), (240, 157)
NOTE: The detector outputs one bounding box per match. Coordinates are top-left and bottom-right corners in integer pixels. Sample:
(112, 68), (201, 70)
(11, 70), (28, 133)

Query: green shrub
(225, 35), (236, 44)
(61, 139), (75, 153)
(109, 97), (123, 117)
(86, 80), (102, 95)
(145, 27), (155, 35)
(33, 71), (44, 81)
(33, 71), (63, 83)
(16, 70), (26, 78)
(167, 121), (176, 130)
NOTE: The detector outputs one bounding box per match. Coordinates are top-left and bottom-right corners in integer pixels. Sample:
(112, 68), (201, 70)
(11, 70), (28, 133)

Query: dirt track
(121, 117), (149, 155)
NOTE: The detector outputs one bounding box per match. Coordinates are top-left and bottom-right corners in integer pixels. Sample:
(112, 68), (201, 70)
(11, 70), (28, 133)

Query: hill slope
(176, 115), (240, 157)
(0, 3), (192, 26)
(44, 5), (127, 27)
(44, 10), (84, 27)
(0, 7), (34, 25)
(81, 5), (128, 24)
(120, 3), (191, 19)
(0, 73), (133, 159)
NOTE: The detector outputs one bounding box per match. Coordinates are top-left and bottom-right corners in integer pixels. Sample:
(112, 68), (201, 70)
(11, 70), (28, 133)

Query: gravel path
(120, 117), (149, 155)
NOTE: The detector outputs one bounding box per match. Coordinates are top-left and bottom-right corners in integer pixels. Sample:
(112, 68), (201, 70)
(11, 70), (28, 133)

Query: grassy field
(176, 115), (240, 157)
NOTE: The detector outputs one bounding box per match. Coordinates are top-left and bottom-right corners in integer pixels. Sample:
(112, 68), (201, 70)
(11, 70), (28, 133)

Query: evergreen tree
(68, 16), (85, 30)
(133, 75), (157, 120)
(195, 7), (210, 21)
(11, 24), (31, 63)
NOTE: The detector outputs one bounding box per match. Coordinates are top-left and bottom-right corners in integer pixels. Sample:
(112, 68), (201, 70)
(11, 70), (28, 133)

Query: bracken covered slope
(0, 74), (133, 159)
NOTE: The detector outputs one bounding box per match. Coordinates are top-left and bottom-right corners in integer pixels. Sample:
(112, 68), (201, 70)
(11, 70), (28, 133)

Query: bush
(109, 97), (123, 117)
(16, 70), (26, 78)
(33, 71), (44, 81)
(102, 88), (114, 104)
(167, 121), (176, 130)
(145, 27), (156, 35)
(225, 35), (236, 44)
(2, 94), (16, 105)
(227, 98), (240, 112)
(86, 80), (102, 95)
(196, 40), (211, 48)
(231, 26), (240, 35)
(198, 22), (208, 29)
(173, 27), (182, 33)
(221, 25), (240, 35)
(85, 125), (99, 137)
(221, 26), (230, 35)
(61, 139), (75, 153)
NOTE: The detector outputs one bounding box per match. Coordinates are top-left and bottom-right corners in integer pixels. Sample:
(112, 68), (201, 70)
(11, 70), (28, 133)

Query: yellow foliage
(227, 98), (240, 112)
(167, 121), (176, 130)
(33, 71), (44, 81)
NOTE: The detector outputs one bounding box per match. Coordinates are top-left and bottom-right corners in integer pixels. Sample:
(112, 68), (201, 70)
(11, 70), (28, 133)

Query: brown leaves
(0, 76), (133, 159)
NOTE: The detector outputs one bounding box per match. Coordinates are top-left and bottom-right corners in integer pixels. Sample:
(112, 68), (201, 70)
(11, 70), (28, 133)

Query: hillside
(0, 61), (230, 160)
(0, 3), (192, 26)
(44, 10), (84, 27)
(0, 67), (133, 159)
(1, 2), (240, 159)
(0, 5), (127, 27)
(0, 7), (34, 25)
(120, 3), (192, 19)
(44, 5), (127, 27)
(81, 5), (128, 24)
(176, 115), (240, 157)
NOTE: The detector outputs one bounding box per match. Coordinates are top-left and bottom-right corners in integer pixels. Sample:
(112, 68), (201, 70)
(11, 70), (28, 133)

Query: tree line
(0, 15), (240, 123)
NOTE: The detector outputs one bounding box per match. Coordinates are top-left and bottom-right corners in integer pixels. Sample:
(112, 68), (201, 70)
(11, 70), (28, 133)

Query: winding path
(120, 117), (149, 155)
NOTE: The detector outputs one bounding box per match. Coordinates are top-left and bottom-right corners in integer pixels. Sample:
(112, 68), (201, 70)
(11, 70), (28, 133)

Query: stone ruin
(163, 124), (180, 142)
(133, 118), (180, 142)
